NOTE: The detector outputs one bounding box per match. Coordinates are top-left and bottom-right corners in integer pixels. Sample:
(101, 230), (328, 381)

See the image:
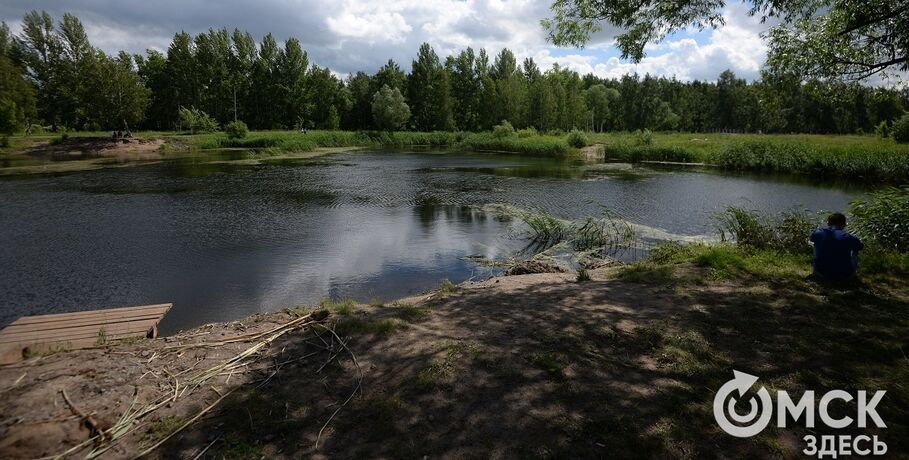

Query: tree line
(1, 10), (907, 135)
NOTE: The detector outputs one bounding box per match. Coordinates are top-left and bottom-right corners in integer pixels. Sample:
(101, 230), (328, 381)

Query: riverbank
(4, 130), (907, 180)
(592, 132), (909, 181)
(1, 243), (906, 458)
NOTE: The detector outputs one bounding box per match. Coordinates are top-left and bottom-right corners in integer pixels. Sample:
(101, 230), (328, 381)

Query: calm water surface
(0, 150), (866, 333)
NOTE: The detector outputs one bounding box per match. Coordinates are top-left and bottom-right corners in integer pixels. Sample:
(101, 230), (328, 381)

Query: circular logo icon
(713, 370), (773, 438)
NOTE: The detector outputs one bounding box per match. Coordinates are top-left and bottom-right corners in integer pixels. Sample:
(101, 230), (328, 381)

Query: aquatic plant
(520, 207), (635, 255)
(716, 206), (818, 252)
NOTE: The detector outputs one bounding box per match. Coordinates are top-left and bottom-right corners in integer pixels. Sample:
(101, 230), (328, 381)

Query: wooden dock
(0, 303), (172, 364)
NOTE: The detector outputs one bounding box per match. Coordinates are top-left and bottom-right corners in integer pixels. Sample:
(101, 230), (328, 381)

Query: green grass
(393, 302), (432, 322)
(416, 341), (484, 390)
(530, 352), (566, 379)
(143, 415), (186, 443)
(319, 298), (356, 315)
(334, 316), (402, 336)
(576, 268), (591, 282)
(589, 132), (909, 180)
(435, 279), (459, 297)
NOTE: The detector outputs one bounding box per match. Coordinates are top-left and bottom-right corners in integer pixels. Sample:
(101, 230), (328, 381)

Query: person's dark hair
(828, 212), (847, 228)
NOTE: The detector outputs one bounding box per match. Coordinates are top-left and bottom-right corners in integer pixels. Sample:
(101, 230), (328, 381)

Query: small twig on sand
(191, 436), (220, 460)
(0, 372), (27, 394)
(314, 326), (363, 449)
(131, 389), (237, 460)
(61, 389), (107, 442)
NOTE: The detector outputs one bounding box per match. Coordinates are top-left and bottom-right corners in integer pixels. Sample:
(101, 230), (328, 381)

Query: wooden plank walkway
(0, 303), (172, 364)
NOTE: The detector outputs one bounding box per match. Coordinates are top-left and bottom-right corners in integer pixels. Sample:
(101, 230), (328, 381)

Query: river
(0, 150), (866, 333)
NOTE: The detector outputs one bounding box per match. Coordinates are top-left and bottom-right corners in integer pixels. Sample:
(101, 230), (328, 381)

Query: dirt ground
(24, 137), (167, 161)
(0, 264), (905, 459)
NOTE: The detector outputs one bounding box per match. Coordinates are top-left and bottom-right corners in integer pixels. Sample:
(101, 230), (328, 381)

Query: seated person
(810, 212), (864, 279)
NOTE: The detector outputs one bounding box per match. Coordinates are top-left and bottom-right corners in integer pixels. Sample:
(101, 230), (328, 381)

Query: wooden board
(0, 303), (172, 364)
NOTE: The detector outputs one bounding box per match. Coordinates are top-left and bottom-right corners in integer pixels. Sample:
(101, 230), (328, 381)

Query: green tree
(584, 84), (618, 132)
(345, 71), (373, 129)
(447, 48), (481, 131)
(408, 43), (453, 131)
(0, 22), (36, 133)
(372, 84), (410, 130)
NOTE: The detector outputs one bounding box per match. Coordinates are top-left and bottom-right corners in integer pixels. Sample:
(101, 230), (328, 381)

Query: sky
(0, 0), (777, 82)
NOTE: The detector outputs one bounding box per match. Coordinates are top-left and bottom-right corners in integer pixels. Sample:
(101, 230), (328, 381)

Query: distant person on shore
(810, 212), (863, 279)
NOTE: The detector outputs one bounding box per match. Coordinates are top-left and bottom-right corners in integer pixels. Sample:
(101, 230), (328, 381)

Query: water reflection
(0, 150), (867, 333)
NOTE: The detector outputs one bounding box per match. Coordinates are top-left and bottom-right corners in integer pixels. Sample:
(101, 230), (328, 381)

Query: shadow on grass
(157, 260), (909, 458)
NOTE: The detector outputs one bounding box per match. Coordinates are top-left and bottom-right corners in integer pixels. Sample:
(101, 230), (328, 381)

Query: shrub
(874, 120), (889, 139)
(517, 127), (538, 138)
(224, 120), (249, 139)
(492, 120), (515, 138)
(892, 114), (909, 143)
(635, 128), (654, 146)
(566, 129), (588, 148)
(0, 136), (9, 148)
(178, 106), (219, 133)
(850, 186), (909, 252)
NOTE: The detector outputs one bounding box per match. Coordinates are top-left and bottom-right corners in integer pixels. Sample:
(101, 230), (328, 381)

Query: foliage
(875, 121), (890, 139)
(850, 186), (909, 252)
(576, 268), (591, 282)
(714, 138), (909, 180)
(178, 106), (218, 133)
(516, 127), (538, 138)
(492, 120), (515, 138)
(7, 10), (909, 137)
(716, 206), (817, 252)
(371, 85), (410, 131)
(635, 129), (653, 146)
(893, 114), (909, 143)
(224, 120), (248, 139)
(456, 132), (572, 156)
(519, 207), (634, 253)
(0, 98), (17, 135)
(544, 0), (909, 81)
(566, 128), (588, 148)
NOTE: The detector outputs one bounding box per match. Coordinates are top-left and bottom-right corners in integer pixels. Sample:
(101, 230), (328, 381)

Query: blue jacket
(810, 226), (864, 279)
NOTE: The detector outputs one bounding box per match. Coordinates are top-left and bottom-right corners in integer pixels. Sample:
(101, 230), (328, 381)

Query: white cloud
(1, 0), (778, 81)
(326, 1), (412, 44)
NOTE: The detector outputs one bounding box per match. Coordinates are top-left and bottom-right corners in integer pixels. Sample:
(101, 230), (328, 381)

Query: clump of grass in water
(716, 206), (817, 253)
(521, 210), (573, 249)
(519, 206), (635, 255)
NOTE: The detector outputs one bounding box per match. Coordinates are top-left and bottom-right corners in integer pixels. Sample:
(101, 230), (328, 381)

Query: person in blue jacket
(810, 212), (864, 279)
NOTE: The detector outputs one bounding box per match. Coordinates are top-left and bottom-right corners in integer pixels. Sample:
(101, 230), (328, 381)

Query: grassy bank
(5, 129), (909, 180)
(591, 132), (909, 181)
(184, 130), (574, 156)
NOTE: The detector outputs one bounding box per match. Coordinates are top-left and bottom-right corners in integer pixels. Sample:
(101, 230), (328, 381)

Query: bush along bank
(185, 129), (577, 156)
(601, 134), (909, 181)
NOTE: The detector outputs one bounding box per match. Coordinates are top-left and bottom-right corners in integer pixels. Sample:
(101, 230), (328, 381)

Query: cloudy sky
(0, 0), (775, 82)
